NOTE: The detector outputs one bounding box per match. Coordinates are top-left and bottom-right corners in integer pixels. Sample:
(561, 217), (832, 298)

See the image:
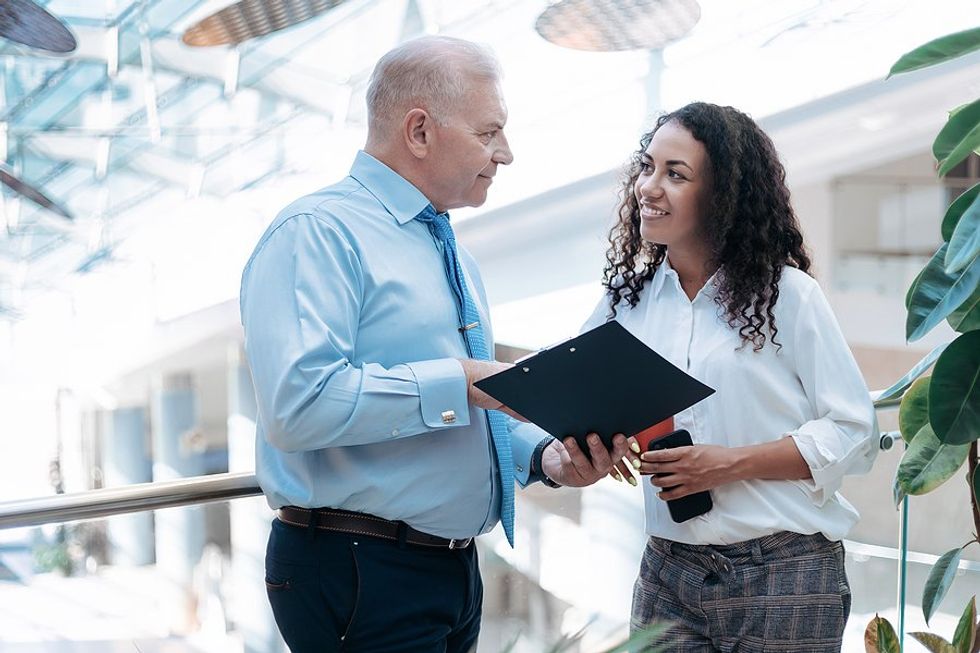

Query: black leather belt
(276, 506), (473, 550)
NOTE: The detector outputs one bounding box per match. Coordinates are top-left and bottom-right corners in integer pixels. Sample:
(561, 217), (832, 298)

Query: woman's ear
(404, 108), (433, 159)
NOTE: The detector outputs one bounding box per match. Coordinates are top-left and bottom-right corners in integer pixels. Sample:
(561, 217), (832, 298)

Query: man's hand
(457, 359), (527, 421)
(541, 434), (630, 487)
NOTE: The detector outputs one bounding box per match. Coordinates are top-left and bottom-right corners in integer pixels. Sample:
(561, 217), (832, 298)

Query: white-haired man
(240, 36), (629, 652)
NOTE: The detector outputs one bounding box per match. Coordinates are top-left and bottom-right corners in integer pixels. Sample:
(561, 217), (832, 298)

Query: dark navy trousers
(265, 517), (483, 653)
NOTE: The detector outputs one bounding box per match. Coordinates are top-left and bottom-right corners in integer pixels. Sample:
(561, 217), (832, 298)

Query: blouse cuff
(787, 419), (852, 507)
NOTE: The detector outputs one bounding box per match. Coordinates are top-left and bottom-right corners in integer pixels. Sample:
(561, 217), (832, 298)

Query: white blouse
(582, 260), (877, 544)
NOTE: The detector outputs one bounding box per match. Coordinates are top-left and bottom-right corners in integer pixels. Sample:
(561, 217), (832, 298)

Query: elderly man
(240, 36), (628, 652)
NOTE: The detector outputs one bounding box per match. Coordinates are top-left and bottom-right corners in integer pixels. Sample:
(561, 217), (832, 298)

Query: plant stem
(970, 442), (979, 544)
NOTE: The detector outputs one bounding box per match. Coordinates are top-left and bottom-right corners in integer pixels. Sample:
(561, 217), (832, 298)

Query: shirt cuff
(509, 420), (549, 488)
(787, 418), (858, 507)
(405, 358), (471, 430)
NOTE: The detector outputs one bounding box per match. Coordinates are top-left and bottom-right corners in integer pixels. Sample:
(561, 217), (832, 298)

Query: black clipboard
(475, 321), (714, 453)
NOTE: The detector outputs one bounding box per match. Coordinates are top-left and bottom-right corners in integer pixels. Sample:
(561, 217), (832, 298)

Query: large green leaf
(602, 622), (670, 653)
(924, 546), (966, 624)
(900, 376), (932, 443)
(953, 597), (977, 653)
(866, 615), (902, 653)
(929, 330), (980, 445)
(940, 123), (980, 177)
(906, 245), (980, 341)
(895, 424), (969, 495)
(935, 99), (980, 162)
(943, 183), (980, 241)
(948, 283), (980, 332)
(888, 26), (980, 76)
(946, 193), (980, 273)
(910, 632), (958, 653)
(877, 344), (949, 404)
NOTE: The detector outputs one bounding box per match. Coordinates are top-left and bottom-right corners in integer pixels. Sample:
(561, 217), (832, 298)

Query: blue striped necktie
(416, 204), (515, 547)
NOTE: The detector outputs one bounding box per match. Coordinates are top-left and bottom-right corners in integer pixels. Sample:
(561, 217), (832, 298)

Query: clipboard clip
(514, 337), (578, 364)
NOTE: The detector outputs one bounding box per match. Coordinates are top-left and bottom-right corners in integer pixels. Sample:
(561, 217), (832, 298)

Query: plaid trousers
(631, 531), (850, 653)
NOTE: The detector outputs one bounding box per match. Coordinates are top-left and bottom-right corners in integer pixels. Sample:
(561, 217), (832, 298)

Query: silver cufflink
(441, 410), (457, 424)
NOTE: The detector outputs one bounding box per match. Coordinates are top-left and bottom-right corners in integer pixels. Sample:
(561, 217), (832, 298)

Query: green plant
(867, 24), (980, 638)
(501, 621), (670, 653)
(865, 596), (979, 653)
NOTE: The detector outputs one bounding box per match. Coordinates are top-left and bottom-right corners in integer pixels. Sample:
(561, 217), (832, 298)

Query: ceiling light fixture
(535, 0), (701, 52)
(0, 0), (76, 54)
(0, 167), (73, 220)
(182, 0), (347, 47)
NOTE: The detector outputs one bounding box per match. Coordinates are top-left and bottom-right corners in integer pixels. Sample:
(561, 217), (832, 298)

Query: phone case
(648, 429), (713, 523)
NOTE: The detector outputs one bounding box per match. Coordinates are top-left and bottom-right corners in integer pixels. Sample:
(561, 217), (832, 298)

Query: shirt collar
(651, 256), (723, 302)
(649, 258), (674, 300)
(349, 150), (431, 225)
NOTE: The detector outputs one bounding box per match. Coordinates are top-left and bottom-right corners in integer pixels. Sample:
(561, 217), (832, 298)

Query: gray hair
(366, 36), (501, 130)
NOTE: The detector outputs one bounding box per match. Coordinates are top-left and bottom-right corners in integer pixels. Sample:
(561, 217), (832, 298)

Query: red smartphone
(647, 429), (713, 523)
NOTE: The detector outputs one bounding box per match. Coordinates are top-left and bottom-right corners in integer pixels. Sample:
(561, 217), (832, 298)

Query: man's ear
(404, 108), (433, 159)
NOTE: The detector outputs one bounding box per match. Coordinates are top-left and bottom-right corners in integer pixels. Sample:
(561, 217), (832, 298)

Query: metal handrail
(0, 472), (261, 530)
(0, 395), (903, 531)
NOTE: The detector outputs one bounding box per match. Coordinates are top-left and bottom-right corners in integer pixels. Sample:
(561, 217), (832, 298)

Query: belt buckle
(448, 538), (470, 549)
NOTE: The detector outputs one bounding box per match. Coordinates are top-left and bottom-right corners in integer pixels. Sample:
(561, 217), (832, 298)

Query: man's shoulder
(276, 176), (368, 228)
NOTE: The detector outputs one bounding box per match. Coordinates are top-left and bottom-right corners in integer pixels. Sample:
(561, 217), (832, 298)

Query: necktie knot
(415, 204), (452, 240)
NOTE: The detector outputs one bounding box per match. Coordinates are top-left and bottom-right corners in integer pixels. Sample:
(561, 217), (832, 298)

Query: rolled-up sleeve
(241, 214), (469, 453)
(787, 285), (878, 506)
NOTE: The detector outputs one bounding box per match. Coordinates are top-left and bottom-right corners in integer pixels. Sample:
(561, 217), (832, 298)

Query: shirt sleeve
(241, 214), (470, 453)
(508, 417), (553, 487)
(786, 283), (878, 506)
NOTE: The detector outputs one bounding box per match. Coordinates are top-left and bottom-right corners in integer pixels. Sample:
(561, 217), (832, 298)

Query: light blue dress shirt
(240, 151), (547, 540)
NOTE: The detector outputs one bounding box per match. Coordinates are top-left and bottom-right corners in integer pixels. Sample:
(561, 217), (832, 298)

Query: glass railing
(0, 394), (975, 653)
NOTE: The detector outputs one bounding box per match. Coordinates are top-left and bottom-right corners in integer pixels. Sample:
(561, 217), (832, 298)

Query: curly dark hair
(604, 102), (811, 351)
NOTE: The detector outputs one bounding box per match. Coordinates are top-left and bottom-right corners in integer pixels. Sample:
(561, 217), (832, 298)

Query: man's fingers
(585, 433), (614, 472)
(611, 434), (640, 471)
(561, 436), (593, 476)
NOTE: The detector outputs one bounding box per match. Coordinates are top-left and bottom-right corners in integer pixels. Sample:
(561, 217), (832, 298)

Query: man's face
(426, 78), (513, 212)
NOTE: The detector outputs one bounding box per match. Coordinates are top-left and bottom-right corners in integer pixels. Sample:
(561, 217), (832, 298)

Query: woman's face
(633, 120), (712, 251)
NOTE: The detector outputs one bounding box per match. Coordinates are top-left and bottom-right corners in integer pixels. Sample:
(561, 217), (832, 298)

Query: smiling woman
(590, 102), (878, 653)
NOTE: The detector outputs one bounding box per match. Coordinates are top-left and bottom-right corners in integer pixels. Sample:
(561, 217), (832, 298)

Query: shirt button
(516, 465), (524, 473)
(391, 429), (400, 437)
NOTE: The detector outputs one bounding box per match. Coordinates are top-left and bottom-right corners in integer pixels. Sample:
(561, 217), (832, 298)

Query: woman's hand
(638, 443), (742, 500)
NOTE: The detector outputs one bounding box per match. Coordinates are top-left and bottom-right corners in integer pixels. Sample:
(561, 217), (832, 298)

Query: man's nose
(494, 131), (514, 165)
